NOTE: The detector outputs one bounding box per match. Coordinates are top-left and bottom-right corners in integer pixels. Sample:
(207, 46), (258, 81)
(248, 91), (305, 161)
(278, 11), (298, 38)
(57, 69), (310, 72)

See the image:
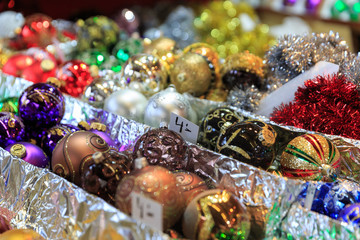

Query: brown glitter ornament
(216, 121), (277, 170)
(0, 215), (11, 234)
(81, 150), (133, 205)
(173, 171), (208, 205)
(133, 126), (188, 171)
(183, 42), (222, 89)
(170, 52), (212, 96)
(182, 189), (250, 240)
(221, 51), (265, 91)
(115, 157), (184, 230)
(280, 134), (340, 181)
(51, 130), (110, 185)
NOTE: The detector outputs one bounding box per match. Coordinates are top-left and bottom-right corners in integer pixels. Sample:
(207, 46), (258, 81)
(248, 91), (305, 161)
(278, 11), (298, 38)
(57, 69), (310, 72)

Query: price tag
(131, 192), (163, 232)
(304, 182), (317, 210)
(169, 112), (199, 144)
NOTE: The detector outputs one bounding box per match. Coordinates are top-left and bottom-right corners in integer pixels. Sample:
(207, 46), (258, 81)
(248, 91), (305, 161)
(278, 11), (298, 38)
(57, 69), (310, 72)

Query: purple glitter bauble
(5, 142), (49, 168)
(338, 204), (360, 226)
(18, 83), (65, 129)
(41, 124), (79, 158)
(90, 129), (116, 149)
(0, 112), (26, 148)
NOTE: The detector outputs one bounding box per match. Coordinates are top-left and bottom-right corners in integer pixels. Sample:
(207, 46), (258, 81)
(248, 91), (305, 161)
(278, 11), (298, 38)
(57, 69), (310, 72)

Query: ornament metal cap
(10, 144), (26, 158)
(134, 156), (149, 170)
(78, 121), (90, 130)
(92, 152), (106, 164)
(159, 121), (168, 129)
(46, 77), (61, 88)
(90, 122), (106, 132)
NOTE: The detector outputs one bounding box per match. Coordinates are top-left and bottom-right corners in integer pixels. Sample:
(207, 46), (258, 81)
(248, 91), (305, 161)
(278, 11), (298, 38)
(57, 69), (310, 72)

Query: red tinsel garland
(270, 74), (360, 140)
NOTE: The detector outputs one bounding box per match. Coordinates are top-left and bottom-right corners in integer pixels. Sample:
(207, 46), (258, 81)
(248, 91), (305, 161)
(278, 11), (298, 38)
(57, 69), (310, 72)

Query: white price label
(131, 192), (163, 232)
(304, 182), (317, 210)
(169, 112), (199, 144)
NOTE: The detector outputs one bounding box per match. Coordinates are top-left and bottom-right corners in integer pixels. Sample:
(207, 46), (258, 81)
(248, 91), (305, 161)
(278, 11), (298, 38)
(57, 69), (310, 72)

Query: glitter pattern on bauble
(174, 170), (208, 205)
(144, 86), (197, 128)
(338, 203), (360, 226)
(104, 89), (147, 123)
(216, 121), (277, 170)
(198, 106), (244, 150)
(5, 142), (49, 168)
(120, 54), (167, 97)
(280, 134), (340, 181)
(0, 112), (25, 148)
(18, 82), (65, 130)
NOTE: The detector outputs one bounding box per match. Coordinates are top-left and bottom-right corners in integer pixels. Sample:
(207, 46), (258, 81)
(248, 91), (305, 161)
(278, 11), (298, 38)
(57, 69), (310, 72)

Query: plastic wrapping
(1, 72), (360, 239)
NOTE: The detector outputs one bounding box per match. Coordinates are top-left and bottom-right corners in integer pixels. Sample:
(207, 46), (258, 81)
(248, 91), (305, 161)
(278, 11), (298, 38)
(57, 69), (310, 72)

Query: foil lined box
(1, 72), (360, 239)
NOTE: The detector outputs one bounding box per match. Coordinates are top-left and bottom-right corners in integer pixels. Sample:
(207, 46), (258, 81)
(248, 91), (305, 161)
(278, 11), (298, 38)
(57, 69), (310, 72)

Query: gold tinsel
(193, 0), (275, 58)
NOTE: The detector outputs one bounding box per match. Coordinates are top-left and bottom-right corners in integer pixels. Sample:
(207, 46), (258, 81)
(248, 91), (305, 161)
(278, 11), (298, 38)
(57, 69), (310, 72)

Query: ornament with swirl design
(51, 131), (110, 185)
(280, 134), (340, 181)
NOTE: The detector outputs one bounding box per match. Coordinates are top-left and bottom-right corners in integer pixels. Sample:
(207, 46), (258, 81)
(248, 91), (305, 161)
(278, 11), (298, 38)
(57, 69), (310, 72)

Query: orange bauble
(173, 171), (208, 205)
(0, 229), (45, 240)
(51, 131), (110, 185)
(115, 158), (184, 230)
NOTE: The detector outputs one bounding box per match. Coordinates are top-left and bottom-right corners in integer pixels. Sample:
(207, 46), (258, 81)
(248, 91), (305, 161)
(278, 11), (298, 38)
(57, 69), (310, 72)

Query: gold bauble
(170, 52), (212, 97)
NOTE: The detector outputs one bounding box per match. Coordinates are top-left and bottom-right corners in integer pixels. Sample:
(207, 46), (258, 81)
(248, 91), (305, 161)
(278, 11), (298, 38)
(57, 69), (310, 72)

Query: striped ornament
(280, 134), (340, 181)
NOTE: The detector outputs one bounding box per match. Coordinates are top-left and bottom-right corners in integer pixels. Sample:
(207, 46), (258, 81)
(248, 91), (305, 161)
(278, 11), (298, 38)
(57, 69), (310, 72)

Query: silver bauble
(120, 53), (168, 97)
(144, 86), (197, 128)
(0, 11), (24, 38)
(104, 89), (147, 123)
(82, 70), (123, 108)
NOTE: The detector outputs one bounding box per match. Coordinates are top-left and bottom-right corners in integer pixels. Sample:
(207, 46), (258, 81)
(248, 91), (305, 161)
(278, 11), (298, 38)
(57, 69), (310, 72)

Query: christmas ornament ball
(216, 121), (277, 170)
(170, 52), (212, 97)
(115, 158), (184, 230)
(198, 106), (244, 150)
(280, 134), (340, 181)
(104, 89), (147, 123)
(18, 82), (65, 130)
(0, 229), (45, 240)
(56, 60), (93, 97)
(133, 126), (188, 171)
(144, 86), (197, 128)
(5, 142), (49, 168)
(182, 189), (250, 240)
(0, 215), (11, 233)
(338, 203), (360, 226)
(51, 131), (111, 185)
(120, 53), (167, 97)
(173, 171), (208, 205)
(0, 112), (25, 148)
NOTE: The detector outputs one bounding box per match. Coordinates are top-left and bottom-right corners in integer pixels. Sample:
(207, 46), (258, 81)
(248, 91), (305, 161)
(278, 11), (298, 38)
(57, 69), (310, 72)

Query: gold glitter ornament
(170, 52), (212, 97)
(120, 53), (168, 97)
(183, 42), (222, 89)
(76, 16), (120, 52)
(206, 87), (228, 102)
(182, 189), (250, 240)
(280, 134), (340, 182)
(193, 1), (274, 58)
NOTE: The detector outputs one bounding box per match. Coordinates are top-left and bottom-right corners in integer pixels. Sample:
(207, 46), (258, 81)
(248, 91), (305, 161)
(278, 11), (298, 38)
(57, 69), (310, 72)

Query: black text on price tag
(131, 192), (163, 232)
(169, 112), (199, 144)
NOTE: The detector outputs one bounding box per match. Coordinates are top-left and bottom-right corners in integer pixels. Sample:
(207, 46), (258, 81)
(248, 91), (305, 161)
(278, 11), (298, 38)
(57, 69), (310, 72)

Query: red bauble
(115, 158), (184, 230)
(271, 74), (360, 140)
(2, 48), (57, 83)
(0, 215), (11, 234)
(9, 13), (56, 50)
(56, 60), (94, 97)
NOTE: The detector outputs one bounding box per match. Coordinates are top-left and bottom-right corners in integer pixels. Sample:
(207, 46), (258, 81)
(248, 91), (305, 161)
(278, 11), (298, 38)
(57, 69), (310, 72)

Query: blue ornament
(338, 203), (360, 226)
(297, 181), (360, 219)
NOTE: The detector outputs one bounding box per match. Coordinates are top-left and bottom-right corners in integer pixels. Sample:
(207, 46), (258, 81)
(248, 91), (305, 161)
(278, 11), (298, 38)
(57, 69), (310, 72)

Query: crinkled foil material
(2, 72), (360, 239)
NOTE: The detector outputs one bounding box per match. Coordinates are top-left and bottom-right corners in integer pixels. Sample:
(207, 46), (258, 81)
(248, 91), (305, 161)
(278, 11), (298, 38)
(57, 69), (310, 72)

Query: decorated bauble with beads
(0, 112), (25, 148)
(280, 134), (340, 181)
(18, 81), (65, 130)
(120, 53), (168, 97)
(56, 60), (94, 97)
(182, 189), (250, 240)
(198, 106), (244, 150)
(115, 157), (184, 230)
(51, 131), (110, 185)
(5, 142), (49, 168)
(81, 150), (133, 205)
(133, 126), (188, 171)
(216, 121), (277, 170)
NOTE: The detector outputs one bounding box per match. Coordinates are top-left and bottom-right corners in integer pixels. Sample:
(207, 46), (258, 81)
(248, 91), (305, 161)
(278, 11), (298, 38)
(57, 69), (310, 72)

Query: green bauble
(112, 38), (144, 65)
(0, 97), (19, 114)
